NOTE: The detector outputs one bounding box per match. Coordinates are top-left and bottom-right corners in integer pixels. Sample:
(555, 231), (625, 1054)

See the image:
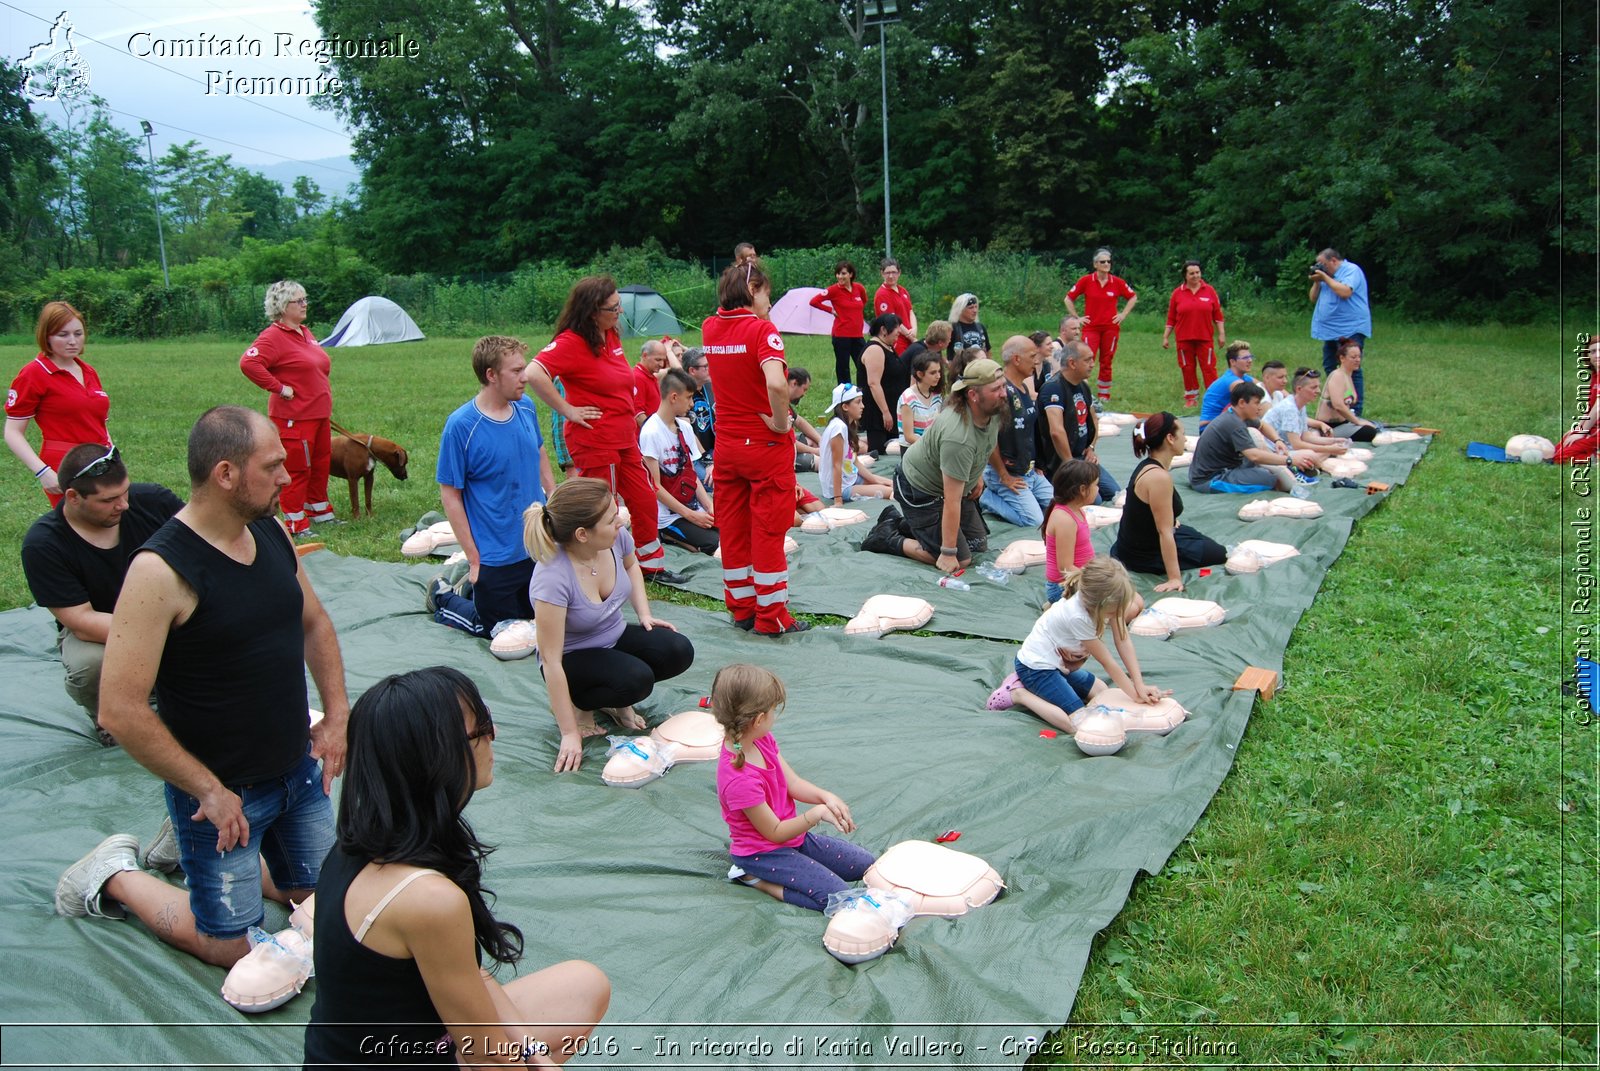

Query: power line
(1, 0), (354, 140)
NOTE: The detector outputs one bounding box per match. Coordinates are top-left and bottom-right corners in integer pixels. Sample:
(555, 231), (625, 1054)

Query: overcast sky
(4, 1), (359, 184)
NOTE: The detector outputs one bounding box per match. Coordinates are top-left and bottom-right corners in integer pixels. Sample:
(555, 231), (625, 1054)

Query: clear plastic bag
(823, 886), (915, 928)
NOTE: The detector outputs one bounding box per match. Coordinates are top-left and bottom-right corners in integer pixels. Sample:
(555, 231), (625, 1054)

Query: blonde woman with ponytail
(710, 663), (874, 911)
(525, 478), (695, 773)
(1002, 557), (1169, 733)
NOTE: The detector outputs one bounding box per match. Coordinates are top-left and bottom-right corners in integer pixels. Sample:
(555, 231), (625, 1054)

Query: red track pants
(1175, 341), (1218, 404)
(573, 443), (665, 572)
(714, 435), (798, 633)
(1083, 324), (1121, 401)
(274, 416), (331, 532)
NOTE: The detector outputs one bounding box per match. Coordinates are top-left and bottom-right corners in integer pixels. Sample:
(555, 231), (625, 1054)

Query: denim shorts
(1014, 659), (1100, 716)
(1044, 579), (1065, 605)
(163, 750), (333, 939)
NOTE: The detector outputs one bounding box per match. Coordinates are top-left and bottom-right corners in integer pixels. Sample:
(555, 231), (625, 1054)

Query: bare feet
(573, 712), (605, 738)
(611, 707), (647, 732)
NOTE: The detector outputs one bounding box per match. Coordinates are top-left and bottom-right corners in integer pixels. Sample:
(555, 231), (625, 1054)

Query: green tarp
(3, 438), (1430, 1068)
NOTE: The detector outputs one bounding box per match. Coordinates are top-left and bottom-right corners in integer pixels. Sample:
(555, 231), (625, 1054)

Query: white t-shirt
(819, 416), (860, 501)
(1263, 395), (1308, 441)
(639, 412), (696, 529)
(1017, 593), (1100, 672)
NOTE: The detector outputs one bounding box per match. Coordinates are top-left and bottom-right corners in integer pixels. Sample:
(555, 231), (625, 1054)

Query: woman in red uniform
(874, 258), (917, 355)
(1161, 260), (1227, 409)
(809, 259), (868, 387)
(239, 280), (335, 535)
(6, 302), (111, 505)
(525, 276), (679, 583)
(702, 261), (808, 635)
(1064, 248), (1138, 403)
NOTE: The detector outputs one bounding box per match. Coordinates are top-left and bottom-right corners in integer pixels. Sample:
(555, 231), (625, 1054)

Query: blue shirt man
(435, 336), (554, 637)
(1199, 341), (1256, 428)
(1309, 248), (1371, 413)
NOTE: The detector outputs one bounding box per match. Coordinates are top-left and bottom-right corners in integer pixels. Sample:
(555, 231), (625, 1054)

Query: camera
(1308, 263), (1324, 277)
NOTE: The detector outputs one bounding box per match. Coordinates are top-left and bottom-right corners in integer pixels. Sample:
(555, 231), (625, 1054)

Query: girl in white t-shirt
(1007, 557), (1168, 732)
(896, 351), (944, 448)
(819, 383), (893, 506)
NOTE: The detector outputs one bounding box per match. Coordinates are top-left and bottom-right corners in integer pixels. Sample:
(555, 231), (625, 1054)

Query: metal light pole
(139, 120), (170, 288)
(864, 0), (900, 259)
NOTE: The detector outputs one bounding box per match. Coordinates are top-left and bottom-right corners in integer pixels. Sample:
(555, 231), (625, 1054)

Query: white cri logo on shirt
(767, 333), (785, 351)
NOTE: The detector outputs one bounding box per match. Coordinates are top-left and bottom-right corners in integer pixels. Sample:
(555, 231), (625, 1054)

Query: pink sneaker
(987, 673), (1020, 711)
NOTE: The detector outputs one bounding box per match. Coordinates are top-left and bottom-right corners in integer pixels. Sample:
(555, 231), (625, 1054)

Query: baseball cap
(825, 382), (864, 415)
(950, 358), (1002, 392)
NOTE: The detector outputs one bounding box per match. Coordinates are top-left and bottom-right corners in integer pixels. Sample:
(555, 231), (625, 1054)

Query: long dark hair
(1043, 459), (1099, 535)
(554, 276), (618, 356)
(337, 666), (523, 967)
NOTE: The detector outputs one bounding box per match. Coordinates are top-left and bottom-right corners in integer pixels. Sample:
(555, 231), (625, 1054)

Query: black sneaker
(860, 506), (905, 556)
(757, 619), (813, 637)
(1331, 477), (1361, 489)
(646, 569), (690, 586)
(732, 615), (756, 631)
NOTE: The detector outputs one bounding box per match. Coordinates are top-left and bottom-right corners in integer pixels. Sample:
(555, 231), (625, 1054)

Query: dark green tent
(618, 284), (683, 338)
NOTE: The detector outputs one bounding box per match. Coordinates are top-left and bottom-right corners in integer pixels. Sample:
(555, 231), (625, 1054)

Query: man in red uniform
(874, 258), (917, 355)
(1064, 248), (1138, 402)
(632, 340), (669, 427)
(702, 260), (808, 635)
(527, 277), (682, 584)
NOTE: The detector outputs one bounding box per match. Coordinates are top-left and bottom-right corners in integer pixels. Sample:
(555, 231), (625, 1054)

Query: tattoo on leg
(154, 901), (180, 940)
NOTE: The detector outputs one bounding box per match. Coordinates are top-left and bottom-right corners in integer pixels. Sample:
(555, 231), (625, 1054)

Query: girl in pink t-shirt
(1043, 459), (1100, 605)
(712, 664), (874, 911)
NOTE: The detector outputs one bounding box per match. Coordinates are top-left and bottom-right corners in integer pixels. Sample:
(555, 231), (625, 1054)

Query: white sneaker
(140, 816), (180, 874)
(727, 864), (758, 887)
(56, 834), (139, 919)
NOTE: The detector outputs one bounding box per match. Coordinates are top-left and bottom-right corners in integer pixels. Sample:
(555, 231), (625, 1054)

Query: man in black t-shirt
(978, 336), (1055, 526)
(55, 407), (351, 979)
(1037, 341), (1121, 503)
(21, 443), (182, 745)
(683, 346), (716, 483)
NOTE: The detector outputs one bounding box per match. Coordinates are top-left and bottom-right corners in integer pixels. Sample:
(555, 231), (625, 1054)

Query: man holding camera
(1308, 248), (1371, 414)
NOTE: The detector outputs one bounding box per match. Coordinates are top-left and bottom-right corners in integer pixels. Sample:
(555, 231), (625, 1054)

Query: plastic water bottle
(934, 575), (971, 591)
(975, 562), (1011, 586)
(1290, 481), (1312, 500)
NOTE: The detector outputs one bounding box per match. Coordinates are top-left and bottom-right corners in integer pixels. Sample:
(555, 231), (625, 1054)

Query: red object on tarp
(1039, 729), (1058, 739)
(935, 830), (962, 843)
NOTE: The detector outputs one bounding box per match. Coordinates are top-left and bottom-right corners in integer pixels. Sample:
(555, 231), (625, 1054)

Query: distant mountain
(248, 156), (362, 200)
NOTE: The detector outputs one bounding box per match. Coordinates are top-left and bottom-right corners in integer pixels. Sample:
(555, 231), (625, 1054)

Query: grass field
(0, 311), (1592, 1064)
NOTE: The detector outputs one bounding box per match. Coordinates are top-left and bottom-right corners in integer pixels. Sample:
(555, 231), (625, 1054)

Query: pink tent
(769, 287), (837, 335)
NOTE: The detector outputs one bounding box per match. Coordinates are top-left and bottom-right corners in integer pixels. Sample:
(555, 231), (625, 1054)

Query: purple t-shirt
(717, 734), (802, 856)
(527, 527), (635, 657)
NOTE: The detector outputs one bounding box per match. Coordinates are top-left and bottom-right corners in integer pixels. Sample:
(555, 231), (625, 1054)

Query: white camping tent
(320, 297), (426, 347)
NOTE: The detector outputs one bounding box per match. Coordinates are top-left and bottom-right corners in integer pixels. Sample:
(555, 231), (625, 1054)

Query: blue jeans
(1044, 579), (1065, 604)
(731, 832), (876, 912)
(163, 750), (334, 939)
(1015, 658), (1099, 717)
(979, 466), (1054, 526)
(1321, 333), (1366, 415)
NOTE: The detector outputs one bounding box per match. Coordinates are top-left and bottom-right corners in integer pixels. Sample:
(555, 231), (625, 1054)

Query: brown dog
(328, 432), (409, 517)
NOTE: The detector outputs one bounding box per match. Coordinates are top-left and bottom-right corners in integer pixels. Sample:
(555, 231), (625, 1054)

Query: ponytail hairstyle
(523, 477), (615, 563)
(716, 258), (771, 310)
(1043, 459), (1100, 536)
(710, 663), (787, 771)
(554, 276), (619, 356)
(336, 666), (523, 967)
(1132, 411), (1179, 458)
(1059, 556), (1137, 639)
(868, 312), (901, 343)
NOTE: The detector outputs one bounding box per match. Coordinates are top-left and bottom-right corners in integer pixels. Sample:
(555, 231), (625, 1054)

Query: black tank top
(1112, 457), (1182, 565)
(139, 515), (307, 785)
(303, 848), (454, 1069)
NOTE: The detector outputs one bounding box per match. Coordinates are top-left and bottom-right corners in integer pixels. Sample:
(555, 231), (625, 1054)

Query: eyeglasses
(1095, 259), (1111, 265)
(71, 444), (119, 482)
(468, 707), (496, 742)
(600, 303), (623, 314)
(288, 298), (309, 306)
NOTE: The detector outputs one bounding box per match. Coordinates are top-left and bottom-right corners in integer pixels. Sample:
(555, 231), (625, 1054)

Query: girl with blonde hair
(524, 478), (694, 774)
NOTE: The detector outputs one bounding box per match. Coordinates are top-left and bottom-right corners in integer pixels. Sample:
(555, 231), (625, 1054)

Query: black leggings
(1111, 524), (1226, 575)
(832, 336), (865, 386)
(547, 624), (695, 710)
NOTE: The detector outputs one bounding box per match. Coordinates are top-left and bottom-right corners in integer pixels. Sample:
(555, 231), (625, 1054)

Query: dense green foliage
(1, 2), (1592, 322)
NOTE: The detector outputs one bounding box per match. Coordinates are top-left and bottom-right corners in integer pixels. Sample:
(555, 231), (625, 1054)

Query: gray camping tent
(320, 296), (426, 347)
(618, 284), (682, 338)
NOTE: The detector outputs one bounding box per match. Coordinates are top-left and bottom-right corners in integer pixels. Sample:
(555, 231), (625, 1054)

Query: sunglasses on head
(72, 444), (119, 482)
